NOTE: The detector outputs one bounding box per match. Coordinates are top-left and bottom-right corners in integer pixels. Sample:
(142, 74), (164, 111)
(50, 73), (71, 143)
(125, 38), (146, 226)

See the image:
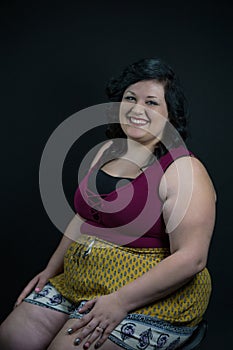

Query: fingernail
(67, 328), (73, 335)
(35, 288), (40, 292)
(94, 343), (100, 349)
(74, 338), (81, 346)
(84, 343), (90, 349)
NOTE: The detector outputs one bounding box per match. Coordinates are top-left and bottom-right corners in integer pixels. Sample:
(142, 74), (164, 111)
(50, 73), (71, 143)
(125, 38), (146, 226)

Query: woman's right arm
(16, 141), (113, 306)
(15, 213), (84, 306)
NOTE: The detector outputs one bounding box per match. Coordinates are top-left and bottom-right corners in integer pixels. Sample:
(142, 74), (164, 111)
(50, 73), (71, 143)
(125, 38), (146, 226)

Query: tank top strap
(158, 145), (196, 173)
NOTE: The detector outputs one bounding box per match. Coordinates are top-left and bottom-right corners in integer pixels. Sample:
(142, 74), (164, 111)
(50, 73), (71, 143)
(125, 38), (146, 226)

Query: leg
(0, 301), (69, 350)
(48, 316), (195, 350)
(48, 319), (121, 350)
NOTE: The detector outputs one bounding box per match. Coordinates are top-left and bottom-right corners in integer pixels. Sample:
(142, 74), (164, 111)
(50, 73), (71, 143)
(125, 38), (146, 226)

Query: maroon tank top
(74, 145), (195, 248)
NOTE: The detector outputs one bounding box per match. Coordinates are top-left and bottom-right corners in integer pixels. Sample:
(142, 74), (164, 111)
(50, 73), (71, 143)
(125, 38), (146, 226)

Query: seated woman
(0, 57), (216, 350)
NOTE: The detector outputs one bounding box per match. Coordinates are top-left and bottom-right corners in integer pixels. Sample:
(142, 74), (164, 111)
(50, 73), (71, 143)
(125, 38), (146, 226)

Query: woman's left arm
(67, 156), (216, 348)
(116, 156), (217, 310)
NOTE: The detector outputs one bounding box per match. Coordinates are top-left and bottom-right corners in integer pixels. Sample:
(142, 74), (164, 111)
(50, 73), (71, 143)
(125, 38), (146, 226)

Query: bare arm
(44, 213), (85, 275)
(16, 213), (85, 304)
(115, 156), (216, 312)
(43, 140), (113, 274)
(44, 141), (114, 274)
(15, 140), (114, 305)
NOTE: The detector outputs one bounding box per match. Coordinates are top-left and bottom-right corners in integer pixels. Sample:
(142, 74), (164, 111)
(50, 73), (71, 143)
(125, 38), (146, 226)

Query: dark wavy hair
(101, 58), (190, 166)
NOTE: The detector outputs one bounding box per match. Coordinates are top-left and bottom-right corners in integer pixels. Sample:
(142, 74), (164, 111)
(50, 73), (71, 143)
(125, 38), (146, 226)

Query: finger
(94, 325), (112, 349)
(73, 320), (100, 345)
(78, 299), (96, 313)
(34, 277), (48, 292)
(73, 324), (104, 348)
(72, 320), (99, 349)
(83, 325), (106, 349)
(15, 277), (39, 306)
(67, 313), (93, 334)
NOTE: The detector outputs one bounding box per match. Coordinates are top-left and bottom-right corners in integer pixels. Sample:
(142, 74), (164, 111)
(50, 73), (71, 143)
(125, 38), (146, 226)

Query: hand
(14, 268), (54, 308)
(67, 293), (127, 349)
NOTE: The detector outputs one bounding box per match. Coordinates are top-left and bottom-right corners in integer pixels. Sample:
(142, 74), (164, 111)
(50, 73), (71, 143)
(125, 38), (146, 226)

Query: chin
(125, 126), (148, 139)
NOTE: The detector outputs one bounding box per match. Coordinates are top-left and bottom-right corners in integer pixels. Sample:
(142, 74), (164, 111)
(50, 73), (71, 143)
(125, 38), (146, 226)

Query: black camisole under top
(88, 169), (133, 195)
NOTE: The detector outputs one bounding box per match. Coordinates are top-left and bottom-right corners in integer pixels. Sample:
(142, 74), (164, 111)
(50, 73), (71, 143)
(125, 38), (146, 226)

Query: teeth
(130, 117), (148, 125)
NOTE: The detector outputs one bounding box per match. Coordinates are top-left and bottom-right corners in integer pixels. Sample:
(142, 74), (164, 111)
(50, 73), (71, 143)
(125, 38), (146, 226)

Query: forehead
(124, 80), (165, 98)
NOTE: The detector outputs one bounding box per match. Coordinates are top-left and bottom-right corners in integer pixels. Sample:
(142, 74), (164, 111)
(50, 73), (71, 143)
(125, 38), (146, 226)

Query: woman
(0, 58), (216, 350)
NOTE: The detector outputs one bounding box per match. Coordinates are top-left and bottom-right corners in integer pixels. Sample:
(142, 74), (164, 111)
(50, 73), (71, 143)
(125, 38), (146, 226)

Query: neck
(123, 139), (157, 168)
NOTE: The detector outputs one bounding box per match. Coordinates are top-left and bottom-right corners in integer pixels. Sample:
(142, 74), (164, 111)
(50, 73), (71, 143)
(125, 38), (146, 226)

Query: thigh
(48, 319), (121, 350)
(0, 301), (69, 350)
(48, 315), (195, 350)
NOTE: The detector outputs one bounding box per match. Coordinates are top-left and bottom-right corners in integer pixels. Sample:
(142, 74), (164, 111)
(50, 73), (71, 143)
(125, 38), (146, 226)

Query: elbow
(189, 255), (207, 275)
(177, 250), (207, 277)
(195, 259), (206, 274)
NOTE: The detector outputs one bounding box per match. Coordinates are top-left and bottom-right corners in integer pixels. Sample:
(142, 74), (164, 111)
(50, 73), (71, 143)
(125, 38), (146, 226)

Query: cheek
(119, 102), (130, 123)
(119, 108), (127, 130)
(120, 101), (132, 115)
(149, 112), (168, 136)
(162, 104), (169, 119)
(164, 108), (169, 119)
(156, 103), (168, 119)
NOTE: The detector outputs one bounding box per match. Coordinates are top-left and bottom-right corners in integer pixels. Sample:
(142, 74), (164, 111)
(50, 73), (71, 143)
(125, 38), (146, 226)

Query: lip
(127, 116), (150, 126)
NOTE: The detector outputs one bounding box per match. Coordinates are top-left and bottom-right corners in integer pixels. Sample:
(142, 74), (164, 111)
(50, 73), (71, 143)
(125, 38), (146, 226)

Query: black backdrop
(1, 1), (232, 349)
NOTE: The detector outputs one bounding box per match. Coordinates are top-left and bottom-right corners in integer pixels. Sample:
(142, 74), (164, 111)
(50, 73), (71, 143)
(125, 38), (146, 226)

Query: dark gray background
(1, 1), (232, 348)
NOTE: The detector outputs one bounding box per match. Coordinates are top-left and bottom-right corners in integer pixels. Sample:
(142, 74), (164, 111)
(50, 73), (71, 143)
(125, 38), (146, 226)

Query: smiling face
(119, 80), (169, 150)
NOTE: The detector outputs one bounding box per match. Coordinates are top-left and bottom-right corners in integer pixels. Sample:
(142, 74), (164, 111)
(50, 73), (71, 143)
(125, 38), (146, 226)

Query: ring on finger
(95, 326), (104, 333)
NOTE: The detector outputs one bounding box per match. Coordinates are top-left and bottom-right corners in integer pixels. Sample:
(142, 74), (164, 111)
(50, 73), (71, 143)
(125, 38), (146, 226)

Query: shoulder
(90, 140), (113, 168)
(161, 155), (216, 235)
(159, 155), (217, 203)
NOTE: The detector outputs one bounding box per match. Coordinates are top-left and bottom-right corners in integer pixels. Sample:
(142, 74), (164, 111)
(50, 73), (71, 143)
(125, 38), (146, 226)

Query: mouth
(127, 116), (150, 126)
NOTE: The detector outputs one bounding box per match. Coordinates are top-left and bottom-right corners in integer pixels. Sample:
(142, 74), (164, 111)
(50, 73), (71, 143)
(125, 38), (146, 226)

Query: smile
(128, 116), (149, 126)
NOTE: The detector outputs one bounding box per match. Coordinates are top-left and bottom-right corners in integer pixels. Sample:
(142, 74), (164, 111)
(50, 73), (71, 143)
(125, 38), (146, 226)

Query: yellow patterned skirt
(49, 234), (211, 327)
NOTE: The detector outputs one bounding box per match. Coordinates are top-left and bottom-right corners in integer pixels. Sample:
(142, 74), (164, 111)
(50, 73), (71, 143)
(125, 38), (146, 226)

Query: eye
(146, 100), (159, 106)
(124, 96), (136, 102)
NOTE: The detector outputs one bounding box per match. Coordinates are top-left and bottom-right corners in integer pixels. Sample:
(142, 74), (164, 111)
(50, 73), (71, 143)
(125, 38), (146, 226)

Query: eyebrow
(125, 90), (161, 100)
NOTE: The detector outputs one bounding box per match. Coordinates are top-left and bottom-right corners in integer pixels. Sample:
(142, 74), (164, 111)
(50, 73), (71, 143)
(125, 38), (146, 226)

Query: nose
(130, 103), (145, 115)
